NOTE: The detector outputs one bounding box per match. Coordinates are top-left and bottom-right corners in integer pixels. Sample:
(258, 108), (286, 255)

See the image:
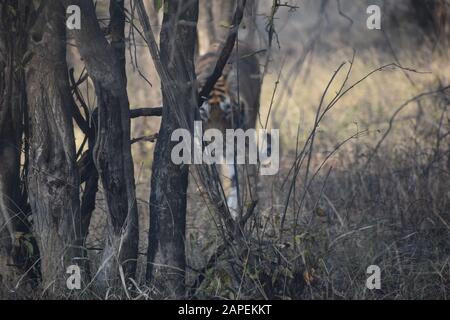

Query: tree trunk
(198, 0), (216, 54)
(64, 0), (139, 291)
(243, 0), (258, 46)
(213, 0), (236, 41)
(0, 0), (33, 290)
(146, 0), (161, 41)
(25, 1), (86, 293)
(144, 0), (199, 298)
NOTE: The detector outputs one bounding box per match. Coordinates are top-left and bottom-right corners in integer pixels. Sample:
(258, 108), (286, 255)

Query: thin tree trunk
(137, 0), (199, 298)
(25, 1), (86, 293)
(0, 0), (33, 290)
(243, 0), (258, 46)
(198, 0), (216, 54)
(213, 0), (236, 41)
(63, 0), (139, 290)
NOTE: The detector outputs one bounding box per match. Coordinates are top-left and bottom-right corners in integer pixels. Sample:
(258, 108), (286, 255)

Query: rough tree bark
(24, 1), (86, 292)
(63, 0), (139, 290)
(0, 0), (33, 289)
(136, 0), (199, 298)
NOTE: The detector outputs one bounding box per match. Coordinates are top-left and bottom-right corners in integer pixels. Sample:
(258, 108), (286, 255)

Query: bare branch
(130, 107), (162, 118)
(131, 133), (158, 144)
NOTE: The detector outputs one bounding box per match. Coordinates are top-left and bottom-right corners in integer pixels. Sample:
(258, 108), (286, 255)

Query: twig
(131, 133), (158, 144)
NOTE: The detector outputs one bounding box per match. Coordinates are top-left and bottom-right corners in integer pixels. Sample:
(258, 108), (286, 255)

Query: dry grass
(180, 45), (450, 299)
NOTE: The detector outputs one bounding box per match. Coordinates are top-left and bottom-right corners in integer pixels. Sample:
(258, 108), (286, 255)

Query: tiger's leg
(230, 147), (259, 222)
(226, 163), (240, 220)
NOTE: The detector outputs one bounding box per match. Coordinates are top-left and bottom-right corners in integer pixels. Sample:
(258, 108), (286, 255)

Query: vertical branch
(109, 0), (126, 77)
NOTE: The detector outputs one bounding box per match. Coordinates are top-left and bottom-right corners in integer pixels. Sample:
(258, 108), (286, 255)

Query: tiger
(195, 43), (263, 219)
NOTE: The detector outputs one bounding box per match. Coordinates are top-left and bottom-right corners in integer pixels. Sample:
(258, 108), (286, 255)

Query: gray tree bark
(25, 0), (86, 292)
(63, 0), (139, 291)
(140, 0), (199, 298)
(0, 0), (33, 289)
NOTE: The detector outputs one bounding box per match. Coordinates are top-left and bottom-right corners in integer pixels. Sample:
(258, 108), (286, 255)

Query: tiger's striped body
(196, 44), (262, 218)
(197, 44), (261, 132)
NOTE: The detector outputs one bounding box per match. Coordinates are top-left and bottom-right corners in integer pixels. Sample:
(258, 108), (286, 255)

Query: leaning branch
(130, 107), (162, 118)
(197, 0), (247, 106)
